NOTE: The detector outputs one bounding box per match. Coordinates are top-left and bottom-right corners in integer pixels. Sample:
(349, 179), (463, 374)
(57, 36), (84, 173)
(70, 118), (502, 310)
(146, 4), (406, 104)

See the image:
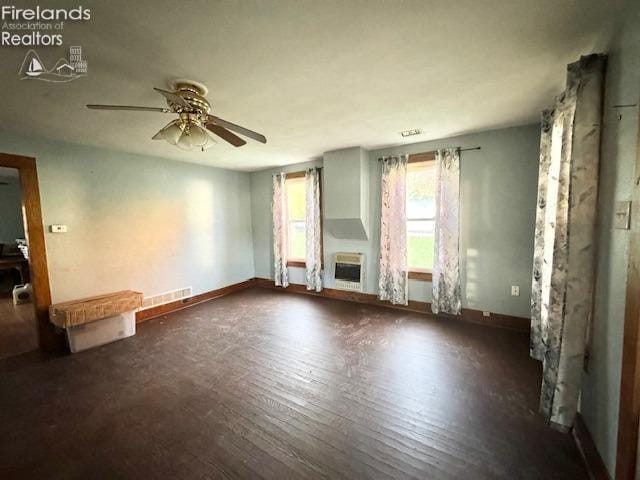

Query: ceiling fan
(87, 79), (266, 151)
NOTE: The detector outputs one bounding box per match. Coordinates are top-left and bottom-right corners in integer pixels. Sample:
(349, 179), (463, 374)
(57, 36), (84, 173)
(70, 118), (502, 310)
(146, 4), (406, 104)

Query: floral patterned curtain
(272, 172), (289, 287)
(378, 155), (409, 305)
(530, 110), (554, 361)
(431, 148), (462, 315)
(305, 168), (323, 292)
(530, 54), (606, 430)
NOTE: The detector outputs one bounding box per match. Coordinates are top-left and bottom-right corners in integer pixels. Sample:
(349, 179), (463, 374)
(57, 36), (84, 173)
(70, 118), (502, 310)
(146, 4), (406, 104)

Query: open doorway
(0, 166), (37, 358)
(615, 113), (640, 479)
(0, 153), (56, 358)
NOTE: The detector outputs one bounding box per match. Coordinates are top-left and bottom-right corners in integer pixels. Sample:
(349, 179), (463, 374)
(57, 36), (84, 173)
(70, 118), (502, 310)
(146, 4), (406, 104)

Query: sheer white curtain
(378, 155), (409, 305)
(305, 168), (323, 291)
(431, 148), (461, 315)
(272, 172), (289, 287)
(530, 54), (605, 430)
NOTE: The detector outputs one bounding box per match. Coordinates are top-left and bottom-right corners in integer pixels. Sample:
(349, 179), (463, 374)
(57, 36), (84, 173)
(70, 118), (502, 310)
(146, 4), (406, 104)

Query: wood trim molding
(287, 260), (306, 268)
(136, 279), (256, 323)
(573, 413), (612, 480)
(409, 271), (432, 281)
(0, 153), (59, 352)
(133, 276), (528, 335)
(254, 277), (430, 314)
(407, 154), (434, 282)
(284, 169), (324, 268)
(408, 151), (436, 163)
(615, 107), (640, 480)
(452, 308), (529, 333)
(284, 170), (306, 179)
(252, 278), (529, 333)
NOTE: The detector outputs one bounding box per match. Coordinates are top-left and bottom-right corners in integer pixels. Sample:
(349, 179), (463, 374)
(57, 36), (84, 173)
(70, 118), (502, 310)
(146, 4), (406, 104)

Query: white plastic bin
(65, 311), (136, 353)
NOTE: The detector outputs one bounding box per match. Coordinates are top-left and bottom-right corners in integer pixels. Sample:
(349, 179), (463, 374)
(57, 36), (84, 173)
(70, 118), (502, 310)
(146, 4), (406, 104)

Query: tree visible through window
(286, 176), (306, 261)
(407, 160), (436, 271)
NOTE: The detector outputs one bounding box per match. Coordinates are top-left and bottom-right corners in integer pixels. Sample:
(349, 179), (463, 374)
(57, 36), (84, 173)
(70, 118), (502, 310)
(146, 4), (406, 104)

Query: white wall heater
(334, 252), (364, 292)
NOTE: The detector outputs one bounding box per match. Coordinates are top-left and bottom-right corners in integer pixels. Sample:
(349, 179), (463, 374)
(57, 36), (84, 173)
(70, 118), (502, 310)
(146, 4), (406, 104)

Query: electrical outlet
(482, 311), (491, 317)
(50, 224), (67, 233)
(511, 285), (520, 296)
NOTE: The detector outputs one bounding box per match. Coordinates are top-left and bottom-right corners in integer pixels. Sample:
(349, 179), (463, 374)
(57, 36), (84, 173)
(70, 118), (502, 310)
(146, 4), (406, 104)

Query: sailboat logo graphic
(19, 47), (87, 83)
(25, 55), (44, 77)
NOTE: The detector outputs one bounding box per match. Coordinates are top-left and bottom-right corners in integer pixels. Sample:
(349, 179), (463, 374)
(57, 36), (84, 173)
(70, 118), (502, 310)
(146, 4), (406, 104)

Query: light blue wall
(0, 131), (255, 303)
(250, 124), (540, 319)
(323, 147), (370, 240)
(580, 0), (640, 475)
(0, 174), (25, 245)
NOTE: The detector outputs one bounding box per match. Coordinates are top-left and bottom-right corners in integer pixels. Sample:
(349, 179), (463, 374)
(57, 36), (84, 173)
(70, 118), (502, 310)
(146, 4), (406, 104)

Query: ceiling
(2, 0), (615, 171)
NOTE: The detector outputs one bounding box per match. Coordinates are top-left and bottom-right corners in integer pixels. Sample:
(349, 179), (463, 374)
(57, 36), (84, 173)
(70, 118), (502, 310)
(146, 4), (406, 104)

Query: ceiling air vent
(400, 129), (421, 137)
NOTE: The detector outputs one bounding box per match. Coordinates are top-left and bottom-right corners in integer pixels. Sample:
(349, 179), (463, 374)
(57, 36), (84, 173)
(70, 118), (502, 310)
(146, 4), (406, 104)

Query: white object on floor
(66, 311), (136, 353)
(12, 283), (32, 305)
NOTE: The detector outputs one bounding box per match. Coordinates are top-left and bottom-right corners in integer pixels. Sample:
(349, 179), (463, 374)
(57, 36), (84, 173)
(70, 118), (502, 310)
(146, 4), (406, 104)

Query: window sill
(286, 260), (325, 269)
(408, 271), (432, 281)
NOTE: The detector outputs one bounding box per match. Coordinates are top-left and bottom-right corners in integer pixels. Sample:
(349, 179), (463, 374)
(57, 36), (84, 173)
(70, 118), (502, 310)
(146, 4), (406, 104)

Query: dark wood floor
(0, 287), (588, 479)
(0, 292), (38, 360)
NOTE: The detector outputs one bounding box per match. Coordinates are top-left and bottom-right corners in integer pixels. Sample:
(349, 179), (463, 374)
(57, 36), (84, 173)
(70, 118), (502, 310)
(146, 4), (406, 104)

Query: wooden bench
(49, 290), (143, 328)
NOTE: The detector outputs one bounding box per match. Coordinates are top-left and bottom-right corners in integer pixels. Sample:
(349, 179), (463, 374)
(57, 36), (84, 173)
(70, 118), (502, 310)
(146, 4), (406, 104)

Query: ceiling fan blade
(205, 123), (246, 147)
(87, 104), (171, 113)
(153, 87), (192, 110)
(207, 115), (266, 143)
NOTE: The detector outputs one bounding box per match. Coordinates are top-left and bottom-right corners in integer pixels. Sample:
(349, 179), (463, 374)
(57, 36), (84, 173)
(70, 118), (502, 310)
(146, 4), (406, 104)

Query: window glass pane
(288, 220), (306, 260)
(407, 220), (434, 270)
(287, 178), (306, 221)
(407, 162), (436, 219)
(286, 176), (306, 260)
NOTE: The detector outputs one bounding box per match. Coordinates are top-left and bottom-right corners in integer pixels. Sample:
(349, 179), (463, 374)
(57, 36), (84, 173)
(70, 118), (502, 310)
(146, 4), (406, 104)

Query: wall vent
(141, 287), (192, 310)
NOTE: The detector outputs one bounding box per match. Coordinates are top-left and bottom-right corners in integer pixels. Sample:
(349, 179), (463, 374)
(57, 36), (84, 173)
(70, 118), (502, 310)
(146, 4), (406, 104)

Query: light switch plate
(50, 224), (67, 233)
(615, 201), (631, 230)
(511, 285), (520, 296)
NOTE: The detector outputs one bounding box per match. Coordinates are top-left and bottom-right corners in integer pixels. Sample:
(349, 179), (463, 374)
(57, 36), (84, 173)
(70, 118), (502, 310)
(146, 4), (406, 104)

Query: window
(406, 158), (436, 278)
(285, 174), (307, 265)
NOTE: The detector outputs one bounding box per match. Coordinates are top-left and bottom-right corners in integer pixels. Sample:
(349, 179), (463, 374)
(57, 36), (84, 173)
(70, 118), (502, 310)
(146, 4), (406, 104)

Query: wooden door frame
(615, 112), (640, 479)
(0, 152), (59, 352)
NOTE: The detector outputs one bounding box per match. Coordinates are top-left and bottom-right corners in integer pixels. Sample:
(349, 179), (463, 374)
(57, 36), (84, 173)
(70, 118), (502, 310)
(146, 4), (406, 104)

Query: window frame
(284, 170), (323, 268)
(407, 152), (436, 282)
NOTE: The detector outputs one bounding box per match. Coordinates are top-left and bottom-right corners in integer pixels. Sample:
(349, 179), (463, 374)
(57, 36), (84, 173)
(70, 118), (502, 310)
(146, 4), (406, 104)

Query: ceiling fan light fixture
(90, 80), (266, 152)
(175, 133), (193, 151)
(153, 119), (185, 145)
(172, 120), (216, 151)
(185, 123), (209, 147)
(199, 131), (217, 151)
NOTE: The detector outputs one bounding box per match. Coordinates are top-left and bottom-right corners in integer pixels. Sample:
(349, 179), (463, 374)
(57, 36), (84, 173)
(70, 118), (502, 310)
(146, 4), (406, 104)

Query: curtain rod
(377, 146), (481, 161)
